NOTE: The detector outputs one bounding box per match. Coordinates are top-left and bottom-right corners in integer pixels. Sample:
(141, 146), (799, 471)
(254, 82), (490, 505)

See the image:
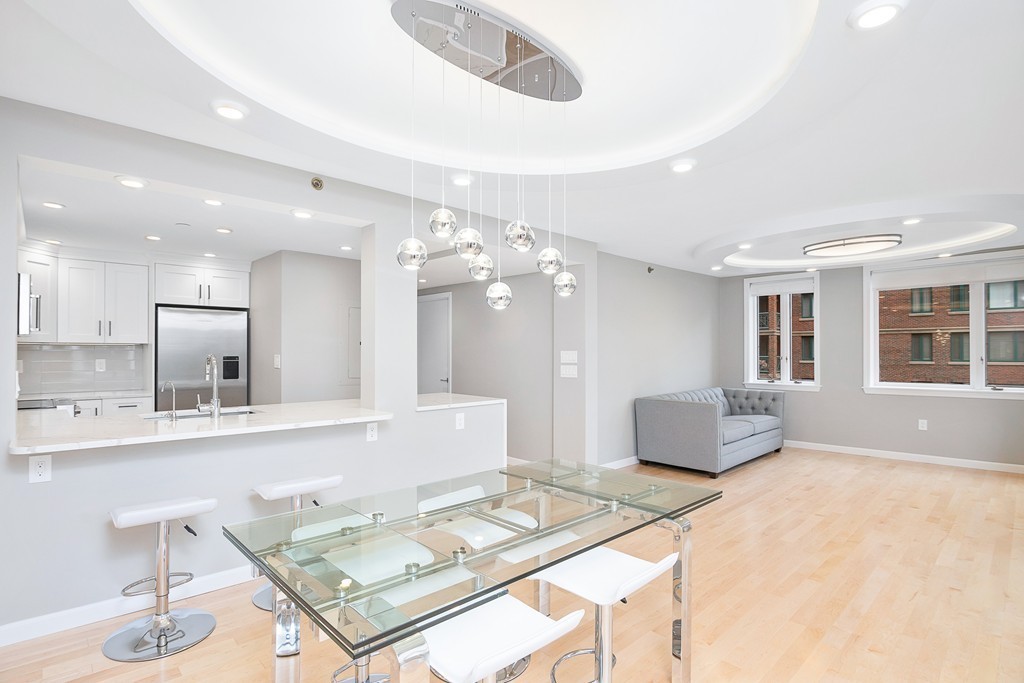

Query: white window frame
(863, 253), (1024, 400)
(743, 272), (821, 391)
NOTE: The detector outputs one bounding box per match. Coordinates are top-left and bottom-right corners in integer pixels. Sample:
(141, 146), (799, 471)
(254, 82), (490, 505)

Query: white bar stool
(102, 496), (218, 662)
(422, 596), (584, 683)
(533, 546), (678, 682)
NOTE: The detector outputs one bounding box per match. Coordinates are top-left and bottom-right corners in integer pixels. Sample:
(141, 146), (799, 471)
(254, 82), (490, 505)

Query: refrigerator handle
(207, 284), (211, 300)
(108, 321), (112, 336)
(97, 320), (102, 336)
(198, 283), (203, 300)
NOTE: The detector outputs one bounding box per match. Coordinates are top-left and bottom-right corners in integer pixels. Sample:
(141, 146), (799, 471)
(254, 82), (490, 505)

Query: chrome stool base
(252, 582), (274, 611)
(102, 607), (216, 662)
(549, 648), (615, 683)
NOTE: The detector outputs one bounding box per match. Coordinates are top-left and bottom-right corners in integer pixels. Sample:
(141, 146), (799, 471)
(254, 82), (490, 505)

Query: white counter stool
(533, 547), (678, 682)
(102, 496), (218, 662)
(422, 596), (584, 683)
(251, 474), (344, 610)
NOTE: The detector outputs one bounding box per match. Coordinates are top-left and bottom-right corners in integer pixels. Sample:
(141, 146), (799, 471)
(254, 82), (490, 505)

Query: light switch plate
(273, 354), (281, 369)
(560, 350), (578, 364)
(455, 412), (465, 430)
(560, 364), (578, 378)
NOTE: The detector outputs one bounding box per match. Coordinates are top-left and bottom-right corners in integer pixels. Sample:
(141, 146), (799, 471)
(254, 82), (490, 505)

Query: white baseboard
(0, 565), (256, 648)
(785, 440), (1024, 474)
(506, 456), (529, 466)
(602, 456), (639, 470)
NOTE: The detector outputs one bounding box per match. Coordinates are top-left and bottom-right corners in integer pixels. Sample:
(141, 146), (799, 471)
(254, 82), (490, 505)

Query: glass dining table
(223, 459), (721, 682)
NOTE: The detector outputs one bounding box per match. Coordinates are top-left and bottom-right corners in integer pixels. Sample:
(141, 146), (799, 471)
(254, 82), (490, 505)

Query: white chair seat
(253, 474), (343, 501)
(435, 507), (538, 550)
(423, 595), (584, 683)
(534, 546), (678, 605)
(418, 485), (487, 513)
(323, 534), (436, 586)
(110, 496), (217, 529)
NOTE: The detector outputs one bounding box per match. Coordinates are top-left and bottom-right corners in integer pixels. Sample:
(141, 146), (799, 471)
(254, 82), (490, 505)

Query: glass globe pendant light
(468, 253), (493, 280)
(537, 246), (563, 274)
(505, 219), (536, 252)
(429, 208), (457, 238)
(453, 227), (483, 259)
(486, 281), (512, 309)
(553, 270), (576, 296)
(397, 237), (428, 270)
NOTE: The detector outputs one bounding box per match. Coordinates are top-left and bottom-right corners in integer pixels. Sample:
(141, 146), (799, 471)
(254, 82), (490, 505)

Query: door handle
(199, 283), (203, 300)
(29, 294), (40, 332)
(207, 284), (211, 300)
(108, 321), (112, 336)
(98, 320), (102, 336)
(440, 378), (449, 383)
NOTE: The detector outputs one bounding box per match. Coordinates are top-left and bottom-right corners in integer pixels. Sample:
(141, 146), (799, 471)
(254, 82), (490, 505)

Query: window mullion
(969, 282), (985, 389)
(781, 297), (792, 382)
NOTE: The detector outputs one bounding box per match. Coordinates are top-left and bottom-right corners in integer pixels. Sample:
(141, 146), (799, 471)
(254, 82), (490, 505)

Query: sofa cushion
(734, 414), (782, 435)
(720, 417), (755, 444)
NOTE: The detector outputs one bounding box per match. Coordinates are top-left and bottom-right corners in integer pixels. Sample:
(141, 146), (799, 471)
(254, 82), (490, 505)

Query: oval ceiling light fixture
(291, 209), (314, 219)
(116, 175), (148, 189)
(804, 233), (902, 257)
(211, 99), (249, 120)
(902, 217), (921, 225)
(42, 202), (65, 209)
(451, 174), (473, 187)
(145, 235), (161, 241)
(204, 199), (223, 206)
(216, 227), (232, 234)
(847, 0), (907, 30)
(175, 222), (191, 228)
(671, 159), (697, 174)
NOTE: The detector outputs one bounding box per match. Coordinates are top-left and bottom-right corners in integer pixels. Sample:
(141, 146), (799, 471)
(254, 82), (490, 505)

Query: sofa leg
(774, 447), (782, 453)
(709, 472), (719, 479)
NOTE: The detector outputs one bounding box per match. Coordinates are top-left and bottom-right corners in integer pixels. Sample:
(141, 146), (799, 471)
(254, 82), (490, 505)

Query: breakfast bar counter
(10, 399), (393, 456)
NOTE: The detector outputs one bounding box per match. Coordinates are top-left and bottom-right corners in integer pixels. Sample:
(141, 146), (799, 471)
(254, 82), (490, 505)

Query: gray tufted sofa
(634, 387), (784, 477)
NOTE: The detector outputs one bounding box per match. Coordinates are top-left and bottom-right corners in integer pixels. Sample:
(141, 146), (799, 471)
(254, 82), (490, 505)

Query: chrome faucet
(160, 380), (177, 421)
(196, 354), (221, 419)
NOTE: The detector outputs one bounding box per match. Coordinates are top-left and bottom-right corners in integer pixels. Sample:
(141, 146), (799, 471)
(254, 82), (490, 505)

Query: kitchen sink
(140, 407), (258, 420)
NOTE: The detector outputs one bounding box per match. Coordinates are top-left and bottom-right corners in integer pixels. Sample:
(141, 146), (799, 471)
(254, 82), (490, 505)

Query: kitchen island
(10, 399), (393, 455)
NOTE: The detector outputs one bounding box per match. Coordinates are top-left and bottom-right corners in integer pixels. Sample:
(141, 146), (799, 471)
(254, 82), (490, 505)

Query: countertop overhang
(10, 399), (393, 455)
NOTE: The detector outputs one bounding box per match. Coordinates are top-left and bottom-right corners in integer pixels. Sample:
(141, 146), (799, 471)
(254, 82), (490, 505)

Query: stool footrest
(550, 649), (616, 683)
(121, 572), (194, 597)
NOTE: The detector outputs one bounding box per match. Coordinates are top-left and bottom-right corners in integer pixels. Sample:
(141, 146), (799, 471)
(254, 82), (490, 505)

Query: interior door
(417, 293), (451, 395)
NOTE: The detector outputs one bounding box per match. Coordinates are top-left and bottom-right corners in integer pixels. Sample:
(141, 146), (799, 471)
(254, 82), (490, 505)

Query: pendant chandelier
(392, 0), (581, 304)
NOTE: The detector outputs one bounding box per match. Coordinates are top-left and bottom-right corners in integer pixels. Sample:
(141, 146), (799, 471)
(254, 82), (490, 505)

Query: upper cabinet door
(58, 259), (105, 343)
(206, 269), (250, 308)
(17, 250), (58, 343)
(105, 263), (149, 343)
(155, 264), (204, 305)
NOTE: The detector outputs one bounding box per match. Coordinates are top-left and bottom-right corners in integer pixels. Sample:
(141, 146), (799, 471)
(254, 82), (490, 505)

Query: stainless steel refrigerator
(155, 306), (249, 411)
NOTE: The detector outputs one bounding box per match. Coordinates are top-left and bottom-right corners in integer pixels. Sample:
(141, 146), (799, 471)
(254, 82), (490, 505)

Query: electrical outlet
(918, 419), (928, 431)
(95, 358), (106, 372)
(273, 354), (281, 369)
(29, 454), (51, 483)
(366, 422), (378, 442)
(455, 412), (465, 430)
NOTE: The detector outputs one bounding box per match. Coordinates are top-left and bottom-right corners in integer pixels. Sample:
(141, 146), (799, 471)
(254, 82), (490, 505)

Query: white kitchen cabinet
(17, 250), (58, 343)
(75, 399), (103, 417)
(58, 259), (149, 344)
(155, 264), (249, 308)
(101, 396), (152, 416)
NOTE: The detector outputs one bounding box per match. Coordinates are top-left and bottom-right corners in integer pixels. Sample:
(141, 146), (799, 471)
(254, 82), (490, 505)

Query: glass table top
(223, 458), (721, 658)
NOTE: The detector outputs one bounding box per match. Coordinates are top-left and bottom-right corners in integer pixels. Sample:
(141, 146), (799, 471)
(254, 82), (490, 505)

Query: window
(745, 273), (819, 388)
(868, 256), (1024, 394)
(988, 332), (1024, 362)
(800, 335), (814, 361)
(949, 285), (969, 312)
(987, 280), (1024, 310)
(911, 333), (932, 362)
(910, 287), (932, 313)
(800, 293), (814, 319)
(949, 332), (969, 362)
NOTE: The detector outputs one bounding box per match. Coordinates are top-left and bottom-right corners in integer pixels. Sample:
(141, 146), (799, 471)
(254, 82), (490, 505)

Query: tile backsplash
(17, 344), (146, 395)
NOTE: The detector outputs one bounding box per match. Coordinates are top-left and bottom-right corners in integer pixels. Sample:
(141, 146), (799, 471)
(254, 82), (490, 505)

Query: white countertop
(416, 393), (505, 411)
(10, 399), (393, 455)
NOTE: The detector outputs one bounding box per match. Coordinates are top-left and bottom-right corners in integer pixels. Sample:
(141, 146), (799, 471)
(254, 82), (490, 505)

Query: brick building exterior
(757, 293), (815, 381)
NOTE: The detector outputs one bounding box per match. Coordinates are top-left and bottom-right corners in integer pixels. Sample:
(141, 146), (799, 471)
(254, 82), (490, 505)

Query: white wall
(596, 253), (720, 464)
(1, 98), (506, 630)
(249, 251), (282, 404)
(717, 267), (1024, 464)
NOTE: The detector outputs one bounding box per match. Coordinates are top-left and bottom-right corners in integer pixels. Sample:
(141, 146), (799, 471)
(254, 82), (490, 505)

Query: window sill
(863, 385), (1024, 400)
(909, 360), (934, 364)
(743, 381), (821, 392)
(908, 312), (935, 316)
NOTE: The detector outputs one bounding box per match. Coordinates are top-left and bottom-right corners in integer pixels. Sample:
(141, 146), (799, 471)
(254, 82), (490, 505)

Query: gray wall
(596, 253), (720, 464)
(249, 251), (283, 404)
(718, 267), (1024, 464)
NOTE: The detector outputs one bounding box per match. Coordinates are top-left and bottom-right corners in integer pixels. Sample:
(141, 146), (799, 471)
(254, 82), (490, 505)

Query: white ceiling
(2, 0), (1023, 280)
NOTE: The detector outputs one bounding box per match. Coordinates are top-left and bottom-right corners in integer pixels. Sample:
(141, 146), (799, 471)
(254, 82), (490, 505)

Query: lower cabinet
(75, 399), (103, 417)
(101, 397), (152, 416)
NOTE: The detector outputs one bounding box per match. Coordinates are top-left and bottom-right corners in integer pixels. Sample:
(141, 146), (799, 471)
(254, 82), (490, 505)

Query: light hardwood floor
(3, 448), (1023, 682)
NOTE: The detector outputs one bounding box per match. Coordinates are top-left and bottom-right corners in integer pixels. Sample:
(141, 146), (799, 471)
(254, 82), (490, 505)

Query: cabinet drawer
(102, 397), (152, 416)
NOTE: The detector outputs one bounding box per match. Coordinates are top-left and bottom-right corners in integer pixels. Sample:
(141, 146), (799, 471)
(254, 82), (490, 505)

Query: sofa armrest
(634, 398), (722, 473)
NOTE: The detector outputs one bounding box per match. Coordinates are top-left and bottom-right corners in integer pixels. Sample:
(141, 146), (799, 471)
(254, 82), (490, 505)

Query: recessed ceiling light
(902, 217), (921, 226)
(340, 245), (353, 251)
(204, 199), (223, 207)
(291, 209), (314, 219)
(216, 227), (233, 234)
(211, 100), (249, 120)
(806, 267), (818, 272)
(738, 243), (752, 250)
(848, 0), (906, 30)
(44, 239), (62, 245)
(203, 253), (217, 258)
(418, 279), (427, 283)
(42, 202), (65, 209)
(937, 253), (953, 258)
(452, 174), (473, 187)
(710, 265), (723, 271)
(116, 176), (148, 189)
(671, 159), (697, 174)
(145, 235), (161, 241)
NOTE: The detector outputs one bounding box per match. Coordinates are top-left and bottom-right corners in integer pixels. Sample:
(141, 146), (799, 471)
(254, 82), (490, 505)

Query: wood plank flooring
(3, 447), (1022, 682)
